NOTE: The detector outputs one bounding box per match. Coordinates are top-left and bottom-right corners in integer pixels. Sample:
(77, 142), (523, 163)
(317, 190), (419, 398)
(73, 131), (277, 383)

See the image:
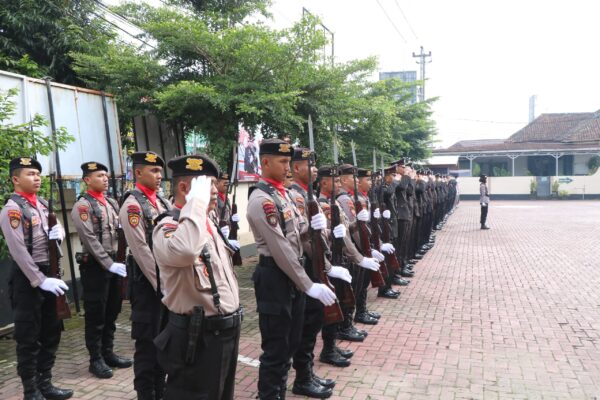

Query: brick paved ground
(2, 200), (600, 399)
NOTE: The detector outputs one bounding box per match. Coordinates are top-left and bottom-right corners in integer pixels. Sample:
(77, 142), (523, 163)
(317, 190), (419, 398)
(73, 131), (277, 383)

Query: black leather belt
(258, 255), (278, 268)
(168, 309), (243, 332)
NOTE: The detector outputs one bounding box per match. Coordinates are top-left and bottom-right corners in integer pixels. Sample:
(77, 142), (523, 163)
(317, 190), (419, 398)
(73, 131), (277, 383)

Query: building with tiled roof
(434, 111), (600, 176)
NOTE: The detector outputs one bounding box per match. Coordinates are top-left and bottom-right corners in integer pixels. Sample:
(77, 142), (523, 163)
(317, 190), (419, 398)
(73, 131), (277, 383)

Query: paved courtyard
(2, 200), (600, 399)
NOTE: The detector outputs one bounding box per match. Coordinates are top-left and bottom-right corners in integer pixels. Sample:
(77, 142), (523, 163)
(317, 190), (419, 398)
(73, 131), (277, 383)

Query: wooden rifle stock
(329, 200), (356, 307)
(354, 198), (385, 288)
(47, 205), (71, 320)
(116, 226), (129, 300)
(307, 201), (344, 325)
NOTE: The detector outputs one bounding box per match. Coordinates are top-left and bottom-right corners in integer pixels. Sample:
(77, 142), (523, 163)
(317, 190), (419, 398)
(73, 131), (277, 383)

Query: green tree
(0, 88), (74, 258)
(0, 0), (114, 84)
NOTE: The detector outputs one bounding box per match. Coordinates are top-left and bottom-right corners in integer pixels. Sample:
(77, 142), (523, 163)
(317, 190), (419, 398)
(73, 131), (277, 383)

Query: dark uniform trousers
(396, 220), (409, 266)
(79, 256), (122, 361)
(129, 261), (166, 394)
(480, 205), (488, 225)
(154, 313), (241, 400)
(292, 258), (323, 375)
(253, 262), (306, 400)
(9, 263), (61, 380)
(352, 262), (370, 315)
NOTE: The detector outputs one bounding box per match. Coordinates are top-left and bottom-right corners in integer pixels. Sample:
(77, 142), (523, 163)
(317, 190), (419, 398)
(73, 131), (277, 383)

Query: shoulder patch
(127, 204), (142, 228)
(8, 210), (21, 229)
(262, 200), (279, 227)
(78, 205), (89, 222)
(162, 222), (178, 238)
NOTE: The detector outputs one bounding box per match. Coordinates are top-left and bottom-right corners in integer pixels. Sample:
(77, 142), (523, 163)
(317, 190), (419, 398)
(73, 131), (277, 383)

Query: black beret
(317, 165), (338, 178)
(131, 151), (165, 168)
(81, 161), (108, 175)
(384, 166), (396, 175)
(218, 171), (230, 181)
(338, 164), (354, 175)
(9, 157), (42, 173)
(357, 168), (372, 178)
(292, 147), (314, 162)
(167, 154), (220, 178)
(391, 158), (406, 166)
(260, 139), (294, 157)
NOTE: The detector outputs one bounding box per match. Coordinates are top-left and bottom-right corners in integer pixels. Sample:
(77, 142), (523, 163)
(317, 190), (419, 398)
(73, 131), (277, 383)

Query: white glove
(185, 176), (212, 207)
(373, 208), (381, 219)
(356, 209), (370, 222)
(228, 239), (240, 250)
(382, 210), (391, 219)
(231, 214), (240, 222)
(39, 278), (69, 296)
(109, 262), (127, 277)
(305, 283), (337, 306)
(332, 224), (346, 239)
(48, 223), (65, 241)
(381, 243), (395, 254)
(371, 249), (385, 262)
(358, 257), (380, 271)
(327, 266), (352, 283)
(311, 213), (327, 230)
(220, 225), (230, 239)
(481, 203), (488, 207)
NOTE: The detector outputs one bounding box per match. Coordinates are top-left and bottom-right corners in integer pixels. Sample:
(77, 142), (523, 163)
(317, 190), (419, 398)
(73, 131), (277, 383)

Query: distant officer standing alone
(71, 162), (132, 379)
(152, 154), (241, 399)
(247, 139), (337, 400)
(479, 174), (490, 230)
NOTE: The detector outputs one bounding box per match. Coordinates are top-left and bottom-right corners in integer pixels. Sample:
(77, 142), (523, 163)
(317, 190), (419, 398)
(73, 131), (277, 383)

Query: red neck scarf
(218, 192), (226, 202)
(263, 177), (286, 197)
(87, 189), (107, 206)
(321, 190), (331, 198)
(347, 189), (355, 197)
(136, 182), (157, 208)
(174, 202), (183, 210)
(360, 190), (368, 198)
(297, 181), (309, 192)
(16, 191), (37, 207)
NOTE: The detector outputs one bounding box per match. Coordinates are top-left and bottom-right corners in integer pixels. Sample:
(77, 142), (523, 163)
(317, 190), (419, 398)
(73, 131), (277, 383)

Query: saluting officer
(247, 139), (337, 400)
(0, 157), (73, 400)
(152, 154), (241, 400)
(71, 162), (132, 379)
(119, 151), (171, 400)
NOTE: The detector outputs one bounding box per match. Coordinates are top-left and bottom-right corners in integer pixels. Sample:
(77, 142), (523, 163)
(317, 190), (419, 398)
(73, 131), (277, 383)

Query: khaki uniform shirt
(71, 194), (119, 269)
(153, 198), (240, 316)
(247, 179), (313, 292)
(0, 196), (49, 287)
(338, 190), (371, 253)
(120, 189), (171, 290)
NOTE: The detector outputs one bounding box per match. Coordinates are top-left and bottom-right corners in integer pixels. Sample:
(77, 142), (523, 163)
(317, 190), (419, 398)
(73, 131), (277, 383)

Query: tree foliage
(0, 88), (74, 258)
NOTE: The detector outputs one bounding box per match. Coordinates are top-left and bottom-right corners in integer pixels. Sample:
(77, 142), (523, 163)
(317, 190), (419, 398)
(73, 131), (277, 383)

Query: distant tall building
(379, 71), (418, 104)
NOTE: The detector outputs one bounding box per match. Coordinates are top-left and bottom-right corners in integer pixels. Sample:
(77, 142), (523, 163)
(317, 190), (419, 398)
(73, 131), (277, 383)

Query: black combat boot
(22, 377), (45, 400)
(37, 372), (74, 400)
(309, 364), (335, 388)
(89, 357), (113, 379)
(319, 339), (351, 367)
(292, 368), (333, 398)
(103, 352), (133, 368)
(335, 346), (354, 359)
(136, 389), (156, 400)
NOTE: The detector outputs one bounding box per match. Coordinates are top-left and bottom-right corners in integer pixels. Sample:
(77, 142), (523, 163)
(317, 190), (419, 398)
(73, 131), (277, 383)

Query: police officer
(288, 150), (354, 397)
(215, 171), (241, 251)
(392, 160), (416, 278)
(337, 165), (389, 325)
(152, 154), (241, 399)
(0, 157), (73, 400)
(247, 139), (337, 400)
(71, 162), (132, 379)
(119, 151), (171, 400)
(480, 174), (490, 229)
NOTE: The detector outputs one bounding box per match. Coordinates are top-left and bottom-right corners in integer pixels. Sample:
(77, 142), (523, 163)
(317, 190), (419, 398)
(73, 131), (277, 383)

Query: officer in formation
(245, 148), (458, 399)
(0, 158), (73, 400)
(71, 162), (132, 379)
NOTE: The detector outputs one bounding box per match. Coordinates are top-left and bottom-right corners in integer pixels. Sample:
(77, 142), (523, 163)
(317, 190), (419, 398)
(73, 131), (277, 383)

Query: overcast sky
(265, 0), (600, 148)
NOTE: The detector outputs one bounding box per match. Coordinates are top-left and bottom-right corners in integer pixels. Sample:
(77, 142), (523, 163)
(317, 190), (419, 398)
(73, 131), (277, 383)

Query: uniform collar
(16, 191), (37, 207)
(262, 177), (286, 197)
(87, 189), (107, 206)
(136, 182), (158, 208)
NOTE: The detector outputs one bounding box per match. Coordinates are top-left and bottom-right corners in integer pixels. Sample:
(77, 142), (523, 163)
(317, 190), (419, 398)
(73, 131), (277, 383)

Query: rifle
(351, 142), (385, 288)
(48, 174), (72, 320)
(379, 155), (401, 273)
(222, 139), (242, 265)
(330, 143), (355, 307)
(308, 116), (343, 324)
(369, 150), (388, 278)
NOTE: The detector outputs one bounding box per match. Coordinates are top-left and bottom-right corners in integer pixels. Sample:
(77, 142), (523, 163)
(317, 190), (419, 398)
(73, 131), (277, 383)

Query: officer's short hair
(10, 168), (23, 178)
